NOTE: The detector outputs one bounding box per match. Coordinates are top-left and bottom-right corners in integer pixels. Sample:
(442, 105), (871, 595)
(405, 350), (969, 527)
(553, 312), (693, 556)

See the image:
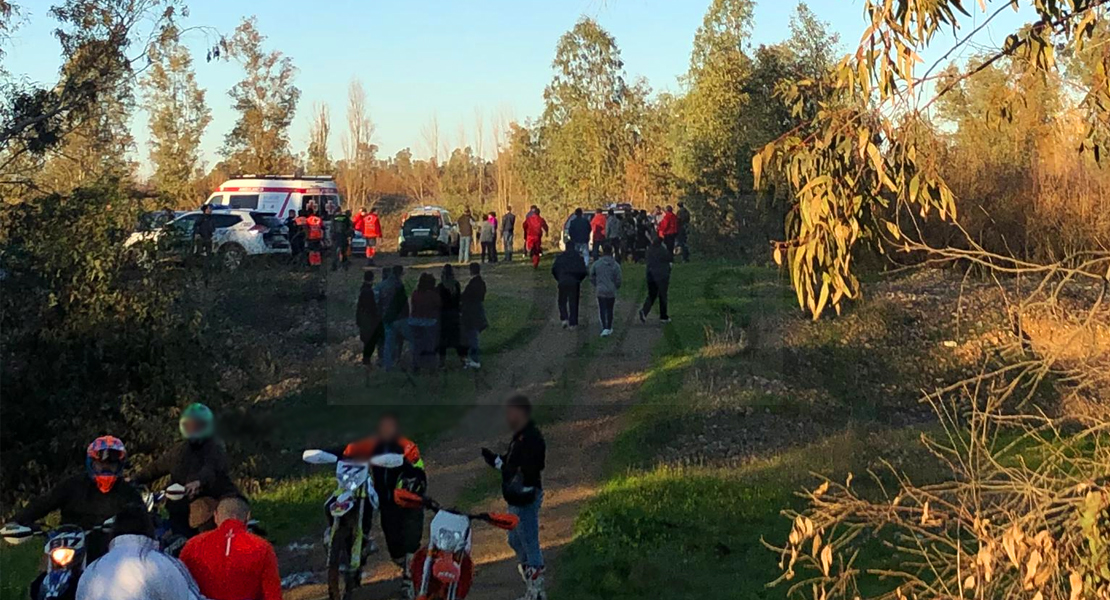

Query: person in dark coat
(132, 403), (238, 537)
(566, 208), (592, 266)
(460, 263), (487, 369)
(355, 270), (382, 366)
(194, 204), (217, 263)
(501, 205), (517, 262)
(639, 237), (673, 323)
(437, 264), (466, 367)
(481, 395), (547, 600)
(552, 246), (588, 329)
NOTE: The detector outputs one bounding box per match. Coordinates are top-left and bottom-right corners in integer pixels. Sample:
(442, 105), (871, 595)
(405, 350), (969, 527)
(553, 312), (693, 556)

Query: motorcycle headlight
(50, 547), (75, 567)
(434, 529), (464, 552)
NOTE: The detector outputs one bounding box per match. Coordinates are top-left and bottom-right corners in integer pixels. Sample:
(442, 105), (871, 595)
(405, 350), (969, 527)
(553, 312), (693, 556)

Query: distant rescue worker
(306, 208), (324, 267)
(357, 207), (383, 264)
(658, 205), (679, 256)
(179, 497), (282, 600)
(332, 209), (354, 271)
(522, 207), (550, 269)
(589, 209), (607, 261)
(325, 414), (427, 600)
(676, 201), (692, 262)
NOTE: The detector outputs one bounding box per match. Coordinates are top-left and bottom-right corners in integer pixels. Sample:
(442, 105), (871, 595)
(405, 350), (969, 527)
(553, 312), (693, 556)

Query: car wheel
(220, 244), (246, 270)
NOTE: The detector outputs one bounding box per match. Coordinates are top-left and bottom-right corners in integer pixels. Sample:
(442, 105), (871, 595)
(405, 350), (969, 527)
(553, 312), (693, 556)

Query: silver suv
(125, 208), (290, 269)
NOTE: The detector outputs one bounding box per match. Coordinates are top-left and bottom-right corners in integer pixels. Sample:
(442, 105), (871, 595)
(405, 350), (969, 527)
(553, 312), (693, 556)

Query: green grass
(554, 261), (953, 600)
(1, 543), (41, 600)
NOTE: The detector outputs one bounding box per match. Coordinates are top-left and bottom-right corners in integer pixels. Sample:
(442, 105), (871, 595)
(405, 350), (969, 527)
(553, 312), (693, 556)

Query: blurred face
(505, 406), (528, 431)
(181, 417), (206, 438)
(377, 416), (399, 441)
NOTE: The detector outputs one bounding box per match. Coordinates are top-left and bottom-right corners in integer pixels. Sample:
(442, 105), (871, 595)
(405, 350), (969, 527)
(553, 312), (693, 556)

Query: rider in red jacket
(179, 497), (282, 600)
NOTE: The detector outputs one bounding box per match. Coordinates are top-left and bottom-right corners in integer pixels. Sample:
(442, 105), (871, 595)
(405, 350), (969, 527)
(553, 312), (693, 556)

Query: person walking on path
(566, 208), (591, 266)
(552, 246), (588, 329)
(356, 270), (382, 368)
(179, 497), (282, 600)
(501, 205), (517, 261)
(589, 208), (607, 261)
(356, 207), (383, 264)
(523, 207), (550, 269)
(460, 263), (487, 369)
(479, 213), (498, 263)
(481, 395), (547, 600)
(676, 202), (692, 262)
(457, 208), (475, 264)
(589, 244), (622, 337)
(436, 264), (466, 368)
(657, 204), (679, 257)
(77, 505), (202, 600)
(639, 237), (673, 324)
(409, 273), (441, 373)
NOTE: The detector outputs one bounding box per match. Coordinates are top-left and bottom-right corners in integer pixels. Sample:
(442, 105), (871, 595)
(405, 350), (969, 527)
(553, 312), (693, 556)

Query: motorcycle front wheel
(327, 521), (360, 600)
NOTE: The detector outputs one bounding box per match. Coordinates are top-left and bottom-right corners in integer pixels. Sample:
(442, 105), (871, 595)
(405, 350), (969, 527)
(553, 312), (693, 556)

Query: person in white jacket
(77, 505), (203, 600)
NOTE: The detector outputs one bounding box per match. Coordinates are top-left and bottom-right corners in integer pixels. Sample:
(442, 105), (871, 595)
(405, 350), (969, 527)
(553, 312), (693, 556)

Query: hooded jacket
(77, 535), (202, 600)
(567, 216), (591, 245)
(589, 255), (623, 298)
(552, 250), (588, 287)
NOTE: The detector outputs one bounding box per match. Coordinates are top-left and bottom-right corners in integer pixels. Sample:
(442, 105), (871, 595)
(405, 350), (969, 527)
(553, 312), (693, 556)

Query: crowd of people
(357, 262), (488, 372)
(5, 395), (549, 600)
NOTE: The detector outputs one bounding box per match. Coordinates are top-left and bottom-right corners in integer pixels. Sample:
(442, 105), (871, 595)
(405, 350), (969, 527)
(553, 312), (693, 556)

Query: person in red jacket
(589, 208), (607, 261)
(657, 205), (679, 256)
(179, 496), (281, 600)
(306, 209), (325, 267)
(522, 206), (550, 269)
(361, 207), (383, 264)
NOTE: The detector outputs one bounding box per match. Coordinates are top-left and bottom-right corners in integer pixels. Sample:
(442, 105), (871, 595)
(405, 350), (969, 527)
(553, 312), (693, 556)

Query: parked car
(397, 206), (460, 257)
(125, 208), (290, 269)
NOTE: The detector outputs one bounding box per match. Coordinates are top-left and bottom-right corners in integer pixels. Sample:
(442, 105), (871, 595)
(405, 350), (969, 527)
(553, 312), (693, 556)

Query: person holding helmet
(325, 413), (427, 600)
(133, 403), (238, 537)
(7, 436), (143, 561)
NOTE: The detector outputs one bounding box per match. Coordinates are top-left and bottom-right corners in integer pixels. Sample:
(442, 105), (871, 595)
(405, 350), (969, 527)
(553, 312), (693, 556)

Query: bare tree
(306, 102), (332, 175)
(420, 114), (443, 198)
(341, 78), (375, 209)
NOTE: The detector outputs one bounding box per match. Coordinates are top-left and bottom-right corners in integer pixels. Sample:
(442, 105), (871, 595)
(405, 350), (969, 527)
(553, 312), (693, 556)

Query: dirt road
(285, 269), (659, 600)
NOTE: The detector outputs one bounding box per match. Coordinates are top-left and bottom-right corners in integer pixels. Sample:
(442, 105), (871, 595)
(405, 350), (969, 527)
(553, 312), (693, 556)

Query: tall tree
(340, 79), (376, 208)
(540, 17), (641, 207)
(142, 26), (211, 207)
(305, 102), (332, 175)
(222, 17), (299, 174)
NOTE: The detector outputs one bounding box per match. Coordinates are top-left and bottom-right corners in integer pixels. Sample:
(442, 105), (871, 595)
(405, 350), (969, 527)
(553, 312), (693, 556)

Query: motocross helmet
(179, 403), (214, 442)
(85, 436), (126, 493)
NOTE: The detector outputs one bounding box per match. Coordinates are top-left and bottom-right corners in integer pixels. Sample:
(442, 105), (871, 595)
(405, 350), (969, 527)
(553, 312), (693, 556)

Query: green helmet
(179, 403), (214, 441)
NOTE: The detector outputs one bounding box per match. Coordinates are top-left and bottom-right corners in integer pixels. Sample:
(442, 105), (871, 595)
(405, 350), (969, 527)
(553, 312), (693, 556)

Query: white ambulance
(204, 175), (343, 218)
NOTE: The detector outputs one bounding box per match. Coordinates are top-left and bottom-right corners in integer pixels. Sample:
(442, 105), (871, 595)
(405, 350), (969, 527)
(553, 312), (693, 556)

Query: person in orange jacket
(179, 496), (282, 600)
(589, 208), (607, 261)
(657, 204), (679, 256)
(306, 208), (324, 267)
(522, 206), (550, 269)
(360, 207), (383, 264)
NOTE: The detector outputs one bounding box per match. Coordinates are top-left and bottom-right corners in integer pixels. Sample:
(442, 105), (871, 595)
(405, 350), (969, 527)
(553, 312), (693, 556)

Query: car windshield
(404, 215), (440, 233)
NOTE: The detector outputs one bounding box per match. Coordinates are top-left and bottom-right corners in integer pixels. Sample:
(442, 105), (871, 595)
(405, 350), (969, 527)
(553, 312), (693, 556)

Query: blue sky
(6, 0), (1031, 174)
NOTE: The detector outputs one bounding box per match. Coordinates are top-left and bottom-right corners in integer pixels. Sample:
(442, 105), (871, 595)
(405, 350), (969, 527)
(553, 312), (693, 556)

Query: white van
(204, 175), (343, 217)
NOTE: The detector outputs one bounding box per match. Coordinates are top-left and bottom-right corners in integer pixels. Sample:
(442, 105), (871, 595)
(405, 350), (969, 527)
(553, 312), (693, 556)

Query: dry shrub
(768, 247), (1110, 600)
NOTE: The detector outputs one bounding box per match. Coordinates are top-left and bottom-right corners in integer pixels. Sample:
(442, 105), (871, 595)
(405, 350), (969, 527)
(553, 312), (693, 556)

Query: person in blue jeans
(482, 395), (547, 600)
(566, 207), (592, 267)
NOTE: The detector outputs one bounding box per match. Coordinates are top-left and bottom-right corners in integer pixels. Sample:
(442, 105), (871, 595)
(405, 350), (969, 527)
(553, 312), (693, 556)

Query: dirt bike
(392, 488), (519, 600)
(303, 449), (405, 600)
(0, 519), (113, 600)
(140, 482), (191, 556)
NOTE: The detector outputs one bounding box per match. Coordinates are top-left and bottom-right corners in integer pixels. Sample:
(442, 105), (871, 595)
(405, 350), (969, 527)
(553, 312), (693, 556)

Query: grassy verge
(555, 262), (954, 600)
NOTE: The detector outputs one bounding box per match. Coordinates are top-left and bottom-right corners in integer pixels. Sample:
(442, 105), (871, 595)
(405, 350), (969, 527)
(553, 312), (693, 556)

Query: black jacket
(500, 421), (546, 506)
(356, 282), (381, 338)
(567, 216), (591, 245)
(14, 474), (144, 560)
(552, 251), (588, 287)
(645, 243), (673, 282)
(461, 276), (487, 332)
(501, 212), (517, 237)
(132, 438), (238, 500)
(195, 213), (217, 240)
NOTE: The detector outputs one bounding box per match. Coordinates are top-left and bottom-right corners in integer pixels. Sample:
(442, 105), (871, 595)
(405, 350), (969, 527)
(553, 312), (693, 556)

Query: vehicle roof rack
(232, 174), (335, 180)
